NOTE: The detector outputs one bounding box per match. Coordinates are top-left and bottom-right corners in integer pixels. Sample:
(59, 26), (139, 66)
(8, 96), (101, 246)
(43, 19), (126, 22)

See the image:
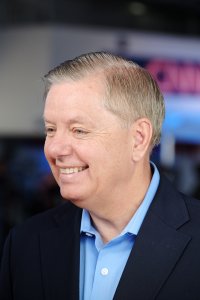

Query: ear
(131, 118), (153, 162)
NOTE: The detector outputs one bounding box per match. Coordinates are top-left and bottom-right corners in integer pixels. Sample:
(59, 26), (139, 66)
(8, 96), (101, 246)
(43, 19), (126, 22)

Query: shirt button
(85, 232), (93, 237)
(101, 268), (109, 276)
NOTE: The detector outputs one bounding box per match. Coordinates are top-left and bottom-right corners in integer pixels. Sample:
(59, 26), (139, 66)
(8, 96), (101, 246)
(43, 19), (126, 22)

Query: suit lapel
(114, 175), (191, 300)
(38, 176), (191, 300)
(39, 204), (82, 300)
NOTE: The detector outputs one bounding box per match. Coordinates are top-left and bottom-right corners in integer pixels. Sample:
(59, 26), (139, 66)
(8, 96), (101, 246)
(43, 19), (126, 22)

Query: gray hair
(44, 52), (165, 148)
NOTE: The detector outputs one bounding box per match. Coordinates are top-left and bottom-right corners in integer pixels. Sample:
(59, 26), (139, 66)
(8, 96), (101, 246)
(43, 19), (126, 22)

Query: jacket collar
(39, 174), (191, 300)
(114, 175), (191, 300)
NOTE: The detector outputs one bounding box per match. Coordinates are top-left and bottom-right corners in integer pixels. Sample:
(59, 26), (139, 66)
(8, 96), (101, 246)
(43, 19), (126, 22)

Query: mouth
(60, 166), (88, 175)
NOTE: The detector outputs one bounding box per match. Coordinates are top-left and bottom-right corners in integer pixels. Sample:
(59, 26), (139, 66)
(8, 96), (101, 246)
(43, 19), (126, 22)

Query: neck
(90, 161), (152, 243)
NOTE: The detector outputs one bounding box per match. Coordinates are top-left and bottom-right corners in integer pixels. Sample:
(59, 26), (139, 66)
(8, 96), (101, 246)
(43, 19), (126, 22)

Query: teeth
(60, 167), (86, 174)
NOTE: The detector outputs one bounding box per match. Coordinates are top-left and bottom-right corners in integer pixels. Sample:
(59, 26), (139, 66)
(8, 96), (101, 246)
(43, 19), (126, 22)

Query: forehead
(46, 75), (106, 104)
(44, 76), (109, 124)
(47, 74), (106, 99)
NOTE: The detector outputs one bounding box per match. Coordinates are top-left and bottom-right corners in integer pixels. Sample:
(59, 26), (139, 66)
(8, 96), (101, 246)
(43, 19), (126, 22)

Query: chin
(60, 188), (83, 202)
(61, 192), (92, 211)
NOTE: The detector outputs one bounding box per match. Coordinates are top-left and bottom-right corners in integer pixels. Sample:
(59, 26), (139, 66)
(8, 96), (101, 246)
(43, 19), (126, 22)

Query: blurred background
(1, 0), (200, 258)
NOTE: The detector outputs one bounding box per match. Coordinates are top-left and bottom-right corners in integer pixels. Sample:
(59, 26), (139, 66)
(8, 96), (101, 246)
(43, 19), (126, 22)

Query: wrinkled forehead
(44, 76), (109, 116)
(46, 75), (109, 111)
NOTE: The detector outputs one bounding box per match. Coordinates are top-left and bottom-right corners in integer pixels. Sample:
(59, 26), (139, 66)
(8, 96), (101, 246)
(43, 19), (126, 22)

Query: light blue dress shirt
(79, 162), (160, 300)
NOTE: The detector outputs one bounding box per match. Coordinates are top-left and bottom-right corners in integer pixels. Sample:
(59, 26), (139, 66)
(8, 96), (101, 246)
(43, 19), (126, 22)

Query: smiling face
(44, 76), (137, 212)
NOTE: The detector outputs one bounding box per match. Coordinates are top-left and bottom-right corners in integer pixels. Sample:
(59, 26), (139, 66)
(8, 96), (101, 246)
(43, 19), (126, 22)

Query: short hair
(44, 51), (165, 148)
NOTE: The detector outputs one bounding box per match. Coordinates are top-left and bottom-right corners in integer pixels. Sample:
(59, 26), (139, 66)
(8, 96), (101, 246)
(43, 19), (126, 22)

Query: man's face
(44, 76), (135, 211)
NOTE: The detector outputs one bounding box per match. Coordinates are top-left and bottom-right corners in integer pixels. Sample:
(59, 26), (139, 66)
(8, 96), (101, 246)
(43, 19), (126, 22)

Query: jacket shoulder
(11, 201), (81, 236)
(151, 173), (200, 230)
(182, 193), (200, 228)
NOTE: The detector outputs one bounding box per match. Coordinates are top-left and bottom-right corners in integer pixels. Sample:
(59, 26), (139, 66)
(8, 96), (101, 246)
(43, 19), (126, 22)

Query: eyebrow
(43, 116), (52, 124)
(68, 116), (93, 125)
(43, 115), (94, 126)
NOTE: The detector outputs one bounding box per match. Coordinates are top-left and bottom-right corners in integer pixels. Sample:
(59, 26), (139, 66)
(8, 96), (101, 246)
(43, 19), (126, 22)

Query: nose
(44, 134), (73, 160)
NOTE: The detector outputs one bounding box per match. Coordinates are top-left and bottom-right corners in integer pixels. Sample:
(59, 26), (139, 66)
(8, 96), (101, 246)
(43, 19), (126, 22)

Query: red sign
(146, 60), (200, 94)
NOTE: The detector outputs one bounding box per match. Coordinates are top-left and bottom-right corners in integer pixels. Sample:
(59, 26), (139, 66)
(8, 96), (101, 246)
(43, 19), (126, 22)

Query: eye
(45, 126), (56, 137)
(72, 128), (89, 137)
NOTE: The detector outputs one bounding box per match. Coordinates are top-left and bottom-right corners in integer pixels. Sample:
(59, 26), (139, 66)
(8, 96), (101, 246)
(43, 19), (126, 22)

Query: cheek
(44, 146), (59, 182)
(104, 140), (132, 171)
(44, 145), (50, 167)
(43, 142), (48, 160)
(44, 141), (55, 170)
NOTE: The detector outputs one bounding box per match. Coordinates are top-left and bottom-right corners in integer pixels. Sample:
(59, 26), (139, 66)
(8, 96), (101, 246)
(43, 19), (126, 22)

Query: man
(0, 52), (200, 300)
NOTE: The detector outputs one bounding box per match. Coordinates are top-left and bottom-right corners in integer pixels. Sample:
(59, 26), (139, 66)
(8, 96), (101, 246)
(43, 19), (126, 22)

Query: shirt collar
(80, 162), (160, 237)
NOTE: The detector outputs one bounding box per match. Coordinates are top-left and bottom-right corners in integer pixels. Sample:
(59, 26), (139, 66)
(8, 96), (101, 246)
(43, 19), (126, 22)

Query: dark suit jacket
(1, 175), (200, 300)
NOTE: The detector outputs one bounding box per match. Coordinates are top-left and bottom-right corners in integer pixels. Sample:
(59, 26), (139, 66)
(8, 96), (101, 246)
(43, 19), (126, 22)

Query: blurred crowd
(0, 138), (63, 259)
